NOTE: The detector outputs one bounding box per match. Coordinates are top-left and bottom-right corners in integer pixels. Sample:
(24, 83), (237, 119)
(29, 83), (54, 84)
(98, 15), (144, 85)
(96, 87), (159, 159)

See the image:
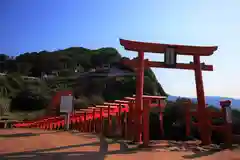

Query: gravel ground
(0, 128), (239, 160)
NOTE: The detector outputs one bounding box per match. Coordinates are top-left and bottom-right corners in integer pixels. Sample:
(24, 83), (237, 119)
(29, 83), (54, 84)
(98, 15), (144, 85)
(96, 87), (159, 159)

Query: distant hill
(168, 96), (240, 108)
(0, 47), (167, 112)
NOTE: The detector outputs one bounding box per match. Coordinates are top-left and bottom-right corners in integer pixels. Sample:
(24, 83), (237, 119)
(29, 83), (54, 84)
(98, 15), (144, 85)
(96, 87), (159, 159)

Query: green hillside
(0, 47), (167, 118)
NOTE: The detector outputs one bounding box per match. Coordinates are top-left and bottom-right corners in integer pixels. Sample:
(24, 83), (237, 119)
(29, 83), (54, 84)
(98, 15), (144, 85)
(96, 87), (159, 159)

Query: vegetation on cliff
(0, 47), (166, 112)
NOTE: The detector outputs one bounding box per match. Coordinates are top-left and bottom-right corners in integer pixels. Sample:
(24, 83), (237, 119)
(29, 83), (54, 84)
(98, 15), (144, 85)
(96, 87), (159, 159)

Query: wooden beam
(87, 107), (100, 110)
(124, 97), (135, 100)
(79, 109), (94, 111)
(74, 111), (87, 114)
(103, 102), (119, 106)
(120, 39), (217, 56)
(114, 100), (130, 103)
(95, 105), (110, 108)
(132, 94), (167, 99)
(123, 59), (213, 71)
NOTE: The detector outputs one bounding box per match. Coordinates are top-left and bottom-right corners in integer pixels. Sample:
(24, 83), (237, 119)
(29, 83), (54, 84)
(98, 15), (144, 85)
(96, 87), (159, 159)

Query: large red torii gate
(119, 38), (217, 145)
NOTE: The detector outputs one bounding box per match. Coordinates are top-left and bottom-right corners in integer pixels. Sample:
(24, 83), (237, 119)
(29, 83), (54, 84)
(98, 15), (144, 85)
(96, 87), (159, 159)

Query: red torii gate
(119, 38), (217, 145)
(14, 94), (167, 147)
(124, 95), (166, 146)
(185, 99), (232, 146)
(13, 94), (231, 146)
(114, 99), (134, 139)
(103, 102), (124, 136)
(74, 104), (123, 134)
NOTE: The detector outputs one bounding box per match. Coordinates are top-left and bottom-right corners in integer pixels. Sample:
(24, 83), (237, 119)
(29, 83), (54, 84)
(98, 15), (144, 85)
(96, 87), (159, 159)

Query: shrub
(74, 96), (89, 109)
(89, 95), (104, 105)
(10, 90), (49, 111)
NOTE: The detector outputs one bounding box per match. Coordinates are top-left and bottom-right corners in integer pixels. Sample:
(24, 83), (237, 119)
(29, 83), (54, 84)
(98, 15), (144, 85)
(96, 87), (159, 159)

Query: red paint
(124, 110), (128, 139)
(48, 90), (72, 115)
(88, 119), (92, 132)
(108, 105), (112, 136)
(92, 109), (96, 132)
(159, 106), (164, 137)
(134, 51), (144, 143)
(100, 108), (103, 134)
(193, 55), (211, 145)
(120, 39), (217, 56)
(117, 104), (122, 135)
(120, 38), (217, 146)
(127, 101), (133, 140)
(123, 59), (213, 71)
(143, 99), (150, 147)
(84, 112), (87, 132)
(186, 99), (232, 146)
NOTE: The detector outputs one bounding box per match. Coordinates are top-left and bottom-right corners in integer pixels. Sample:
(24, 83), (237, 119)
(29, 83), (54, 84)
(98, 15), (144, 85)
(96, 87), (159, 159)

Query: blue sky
(1, 0), (239, 98)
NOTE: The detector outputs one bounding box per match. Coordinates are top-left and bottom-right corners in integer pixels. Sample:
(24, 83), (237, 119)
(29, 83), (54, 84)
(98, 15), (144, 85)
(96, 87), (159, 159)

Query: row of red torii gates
(15, 94), (166, 142)
(14, 39), (232, 147)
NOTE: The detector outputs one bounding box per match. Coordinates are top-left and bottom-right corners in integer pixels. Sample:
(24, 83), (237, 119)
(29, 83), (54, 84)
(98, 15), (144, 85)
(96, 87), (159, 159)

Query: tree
(91, 48), (122, 66)
(16, 62), (32, 75)
(0, 54), (9, 61)
(74, 96), (90, 109)
(10, 89), (49, 111)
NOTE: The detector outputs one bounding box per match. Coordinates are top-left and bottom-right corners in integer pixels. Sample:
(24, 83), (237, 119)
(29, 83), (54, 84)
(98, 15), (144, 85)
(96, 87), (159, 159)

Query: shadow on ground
(139, 140), (240, 159)
(109, 138), (240, 159)
(0, 133), (40, 138)
(182, 145), (239, 159)
(0, 130), (63, 138)
(69, 131), (99, 139)
(0, 132), (239, 160)
(0, 135), (136, 160)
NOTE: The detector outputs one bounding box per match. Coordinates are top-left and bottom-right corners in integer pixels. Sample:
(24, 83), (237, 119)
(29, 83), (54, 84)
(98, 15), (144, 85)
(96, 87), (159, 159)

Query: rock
(195, 146), (209, 152)
(168, 146), (181, 151)
(180, 146), (187, 151)
(232, 144), (239, 147)
(209, 144), (221, 150)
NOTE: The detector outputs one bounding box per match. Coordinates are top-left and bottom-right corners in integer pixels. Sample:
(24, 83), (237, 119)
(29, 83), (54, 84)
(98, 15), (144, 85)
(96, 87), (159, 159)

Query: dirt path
(0, 129), (239, 160)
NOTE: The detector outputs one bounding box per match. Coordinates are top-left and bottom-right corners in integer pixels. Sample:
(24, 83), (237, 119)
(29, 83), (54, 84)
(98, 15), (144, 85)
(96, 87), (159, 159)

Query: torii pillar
(103, 103), (120, 136)
(114, 100), (132, 139)
(120, 39), (217, 145)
